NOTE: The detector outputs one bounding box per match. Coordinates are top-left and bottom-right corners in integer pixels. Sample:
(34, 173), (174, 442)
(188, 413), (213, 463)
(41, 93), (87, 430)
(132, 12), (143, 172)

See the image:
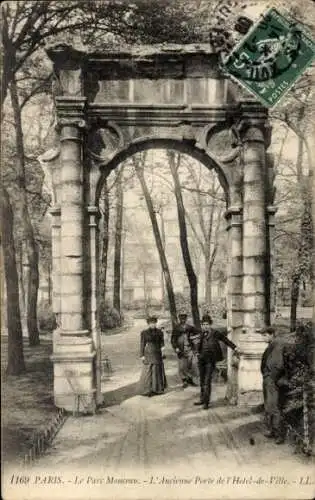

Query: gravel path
(4, 321), (313, 500)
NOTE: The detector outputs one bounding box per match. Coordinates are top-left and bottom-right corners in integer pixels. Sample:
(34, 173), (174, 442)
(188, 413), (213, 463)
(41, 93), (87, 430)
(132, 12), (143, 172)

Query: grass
(1, 335), (55, 467)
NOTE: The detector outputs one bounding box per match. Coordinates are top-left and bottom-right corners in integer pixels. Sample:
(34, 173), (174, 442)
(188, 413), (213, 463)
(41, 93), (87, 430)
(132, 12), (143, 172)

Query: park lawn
(1, 322), (131, 468)
(1, 335), (55, 467)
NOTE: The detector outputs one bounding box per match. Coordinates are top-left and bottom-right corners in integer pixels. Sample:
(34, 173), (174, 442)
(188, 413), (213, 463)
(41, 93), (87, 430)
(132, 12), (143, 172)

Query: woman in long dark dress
(139, 316), (167, 397)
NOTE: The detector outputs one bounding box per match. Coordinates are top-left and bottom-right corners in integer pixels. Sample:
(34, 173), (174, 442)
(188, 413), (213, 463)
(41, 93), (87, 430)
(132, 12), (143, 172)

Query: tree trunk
(1, 187), (26, 375)
(121, 229), (126, 309)
(168, 152), (200, 328)
(290, 275), (300, 332)
(113, 168), (123, 318)
(204, 250), (212, 305)
(296, 107), (305, 183)
(99, 180), (110, 307)
(289, 127), (304, 332)
(16, 240), (26, 321)
(10, 79), (40, 346)
(134, 164), (177, 328)
(160, 208), (166, 310)
(48, 261), (52, 306)
(143, 268), (149, 316)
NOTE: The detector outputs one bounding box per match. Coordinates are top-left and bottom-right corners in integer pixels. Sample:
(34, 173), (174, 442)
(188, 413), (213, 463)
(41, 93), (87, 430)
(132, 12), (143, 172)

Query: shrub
(125, 298), (163, 311)
(203, 297), (227, 320)
(37, 300), (57, 332)
(99, 300), (122, 331)
(164, 293), (190, 313)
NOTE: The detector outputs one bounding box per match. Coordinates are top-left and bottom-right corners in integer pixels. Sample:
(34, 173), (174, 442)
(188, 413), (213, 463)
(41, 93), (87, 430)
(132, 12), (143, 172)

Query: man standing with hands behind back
(260, 326), (286, 444)
(171, 312), (198, 388)
(194, 314), (240, 409)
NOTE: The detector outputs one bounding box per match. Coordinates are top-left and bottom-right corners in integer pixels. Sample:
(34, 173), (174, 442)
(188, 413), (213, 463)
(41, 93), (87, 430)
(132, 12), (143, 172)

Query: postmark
(221, 7), (315, 107)
(209, 1), (256, 57)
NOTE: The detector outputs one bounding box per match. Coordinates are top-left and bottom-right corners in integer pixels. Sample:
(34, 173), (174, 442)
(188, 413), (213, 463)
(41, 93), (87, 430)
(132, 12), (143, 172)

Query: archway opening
(95, 144), (230, 392)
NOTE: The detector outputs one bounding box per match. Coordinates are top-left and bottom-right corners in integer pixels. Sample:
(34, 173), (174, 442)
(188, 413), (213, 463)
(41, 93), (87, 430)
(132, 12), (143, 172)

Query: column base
(237, 330), (268, 408)
(51, 334), (96, 414)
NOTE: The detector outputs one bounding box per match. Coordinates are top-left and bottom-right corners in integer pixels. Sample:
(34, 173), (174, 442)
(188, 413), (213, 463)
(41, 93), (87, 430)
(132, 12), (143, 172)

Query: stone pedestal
(238, 330), (268, 406)
(52, 337), (96, 412)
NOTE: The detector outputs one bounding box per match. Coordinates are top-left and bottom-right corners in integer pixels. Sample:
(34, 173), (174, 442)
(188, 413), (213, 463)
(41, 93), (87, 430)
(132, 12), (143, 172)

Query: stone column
(225, 206), (243, 404)
(51, 97), (96, 413)
(49, 206), (61, 349)
(87, 206), (103, 406)
(237, 103), (271, 406)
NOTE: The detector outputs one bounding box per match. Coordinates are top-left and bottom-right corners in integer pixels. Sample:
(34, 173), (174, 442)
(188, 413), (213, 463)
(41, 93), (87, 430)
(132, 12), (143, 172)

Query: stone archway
(43, 43), (276, 413)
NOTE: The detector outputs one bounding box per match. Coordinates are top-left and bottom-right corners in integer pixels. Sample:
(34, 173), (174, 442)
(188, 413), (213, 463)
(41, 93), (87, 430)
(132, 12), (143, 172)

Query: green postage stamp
(222, 7), (315, 107)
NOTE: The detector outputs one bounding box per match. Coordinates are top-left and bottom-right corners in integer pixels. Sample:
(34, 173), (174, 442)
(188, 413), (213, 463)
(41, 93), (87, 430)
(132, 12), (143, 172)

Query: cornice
(87, 104), (235, 126)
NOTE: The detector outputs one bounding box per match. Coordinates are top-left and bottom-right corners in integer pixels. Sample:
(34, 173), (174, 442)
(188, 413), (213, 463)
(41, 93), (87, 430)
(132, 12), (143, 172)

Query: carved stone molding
(55, 97), (87, 130)
(225, 205), (242, 227)
(38, 148), (61, 204)
(87, 121), (125, 165)
(49, 206), (61, 217)
(87, 206), (101, 227)
(267, 205), (277, 227)
(47, 43), (85, 97)
(236, 121), (271, 145)
(234, 102), (272, 147)
(58, 118), (86, 130)
(196, 122), (243, 165)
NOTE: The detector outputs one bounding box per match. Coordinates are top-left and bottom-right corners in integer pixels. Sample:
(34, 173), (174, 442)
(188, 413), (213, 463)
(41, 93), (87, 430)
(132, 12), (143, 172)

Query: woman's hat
(147, 316), (158, 323)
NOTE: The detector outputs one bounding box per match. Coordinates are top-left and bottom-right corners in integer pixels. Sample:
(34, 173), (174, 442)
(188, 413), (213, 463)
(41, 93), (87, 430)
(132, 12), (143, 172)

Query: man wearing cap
(194, 314), (240, 409)
(171, 312), (198, 388)
(261, 326), (286, 444)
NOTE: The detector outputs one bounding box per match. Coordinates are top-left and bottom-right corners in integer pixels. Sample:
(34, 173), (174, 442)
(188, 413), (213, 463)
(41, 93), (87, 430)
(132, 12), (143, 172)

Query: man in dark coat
(171, 312), (198, 388)
(260, 326), (286, 444)
(194, 314), (240, 409)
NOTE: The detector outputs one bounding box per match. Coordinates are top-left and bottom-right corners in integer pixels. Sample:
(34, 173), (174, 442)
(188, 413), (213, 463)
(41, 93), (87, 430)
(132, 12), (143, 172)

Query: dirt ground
(7, 323), (313, 500)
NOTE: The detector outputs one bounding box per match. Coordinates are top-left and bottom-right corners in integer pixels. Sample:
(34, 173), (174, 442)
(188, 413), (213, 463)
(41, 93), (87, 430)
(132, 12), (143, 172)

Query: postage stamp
(221, 7), (315, 107)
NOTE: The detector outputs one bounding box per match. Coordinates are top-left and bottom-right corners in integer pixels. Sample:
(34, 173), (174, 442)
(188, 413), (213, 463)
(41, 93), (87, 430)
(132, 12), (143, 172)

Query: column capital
(55, 96), (87, 131)
(225, 205), (242, 229)
(267, 205), (277, 215)
(87, 206), (101, 227)
(238, 101), (269, 121)
(235, 102), (272, 147)
(49, 206), (61, 228)
(236, 120), (272, 147)
(49, 206), (61, 217)
(267, 205), (277, 227)
(87, 206), (101, 217)
(225, 205), (242, 217)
